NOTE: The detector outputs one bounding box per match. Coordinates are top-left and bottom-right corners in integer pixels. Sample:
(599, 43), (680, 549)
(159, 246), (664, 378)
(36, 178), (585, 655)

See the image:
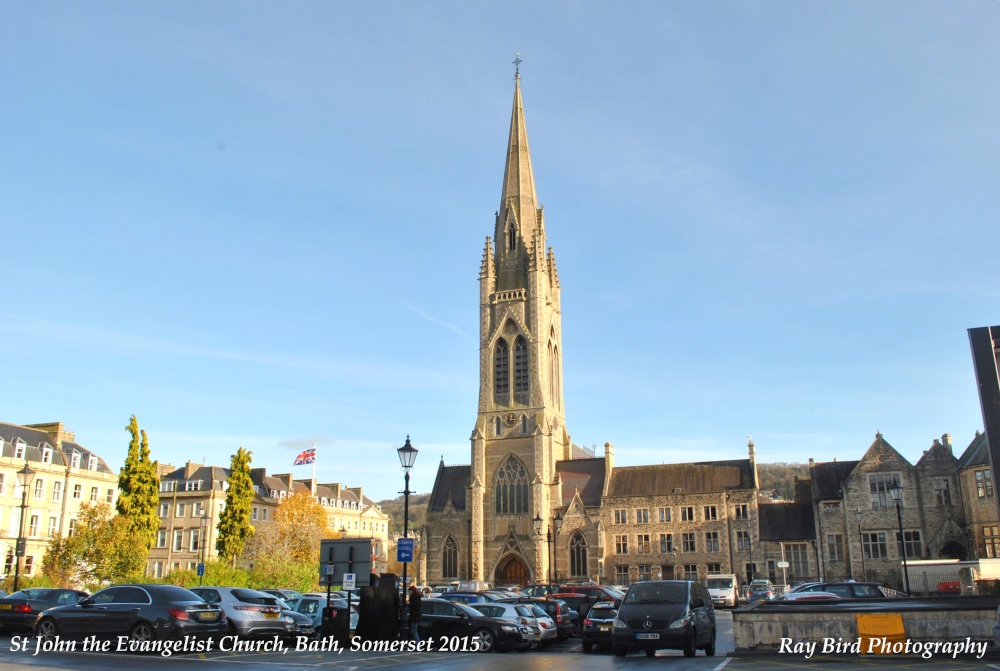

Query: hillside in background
(756, 462), (810, 501)
(378, 493), (430, 536)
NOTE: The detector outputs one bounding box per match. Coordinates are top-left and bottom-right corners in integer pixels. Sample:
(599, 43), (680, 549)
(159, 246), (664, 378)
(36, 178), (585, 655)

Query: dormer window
(71, 452), (81, 468)
(184, 480), (201, 491)
(270, 489), (277, 498)
(253, 485), (260, 494)
(14, 439), (26, 460)
(88, 456), (98, 471)
(42, 447), (53, 463)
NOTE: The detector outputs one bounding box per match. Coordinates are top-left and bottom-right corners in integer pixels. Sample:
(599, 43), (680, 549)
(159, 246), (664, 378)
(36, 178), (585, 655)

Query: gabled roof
(810, 461), (859, 500)
(958, 431), (990, 470)
(759, 503), (815, 541)
(556, 458), (605, 506)
(428, 461), (470, 512)
(606, 459), (754, 497)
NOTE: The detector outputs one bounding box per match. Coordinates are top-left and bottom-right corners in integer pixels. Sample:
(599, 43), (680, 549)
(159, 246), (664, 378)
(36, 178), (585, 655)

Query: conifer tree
(217, 447), (255, 565)
(116, 415), (160, 550)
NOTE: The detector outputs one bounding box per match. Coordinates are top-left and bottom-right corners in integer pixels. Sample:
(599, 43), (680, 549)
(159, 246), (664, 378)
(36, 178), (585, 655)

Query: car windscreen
(706, 578), (733, 589)
(231, 589), (279, 605)
(153, 586), (205, 603)
(625, 583), (687, 604)
(454, 602), (486, 618)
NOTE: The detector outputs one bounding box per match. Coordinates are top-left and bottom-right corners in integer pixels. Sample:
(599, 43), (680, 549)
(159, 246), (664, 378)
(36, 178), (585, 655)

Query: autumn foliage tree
(116, 415), (160, 551)
(216, 447), (255, 565)
(44, 503), (146, 589)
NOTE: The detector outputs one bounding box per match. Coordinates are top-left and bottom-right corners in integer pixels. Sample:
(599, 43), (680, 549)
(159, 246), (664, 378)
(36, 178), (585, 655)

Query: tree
(217, 447), (255, 565)
(43, 503), (146, 589)
(242, 489), (334, 591)
(115, 415), (160, 550)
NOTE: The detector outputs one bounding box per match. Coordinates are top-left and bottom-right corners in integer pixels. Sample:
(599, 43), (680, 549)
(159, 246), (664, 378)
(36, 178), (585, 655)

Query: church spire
(497, 63), (539, 243)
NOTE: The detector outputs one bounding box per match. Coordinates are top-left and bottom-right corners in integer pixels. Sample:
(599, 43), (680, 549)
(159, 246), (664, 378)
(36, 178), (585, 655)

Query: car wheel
(705, 627), (716, 656)
(131, 622), (156, 643)
(474, 628), (495, 653)
(36, 618), (59, 642)
(645, 648), (656, 657)
(683, 630), (696, 657)
(582, 641), (593, 652)
(613, 645), (627, 657)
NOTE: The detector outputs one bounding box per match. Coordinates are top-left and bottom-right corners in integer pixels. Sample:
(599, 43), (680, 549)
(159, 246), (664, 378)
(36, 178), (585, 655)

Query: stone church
(420, 75), (762, 588)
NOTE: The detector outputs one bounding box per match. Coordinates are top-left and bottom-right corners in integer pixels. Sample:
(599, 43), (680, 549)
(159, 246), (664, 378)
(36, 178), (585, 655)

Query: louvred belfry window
(514, 336), (529, 394)
(494, 338), (509, 404)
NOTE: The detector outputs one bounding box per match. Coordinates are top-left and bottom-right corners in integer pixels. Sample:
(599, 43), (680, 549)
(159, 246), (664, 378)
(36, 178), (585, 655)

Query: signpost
(343, 573), (356, 590)
(777, 561), (789, 588)
(397, 538), (414, 564)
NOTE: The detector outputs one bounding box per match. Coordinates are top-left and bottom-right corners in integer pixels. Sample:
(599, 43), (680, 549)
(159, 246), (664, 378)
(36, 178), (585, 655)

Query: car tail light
(519, 618), (530, 625)
(539, 621), (550, 629)
(168, 608), (191, 620)
(14, 604), (32, 613)
(584, 618), (594, 625)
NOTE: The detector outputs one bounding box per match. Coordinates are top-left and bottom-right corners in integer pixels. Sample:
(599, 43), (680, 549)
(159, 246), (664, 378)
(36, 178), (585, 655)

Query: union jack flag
(293, 448), (316, 466)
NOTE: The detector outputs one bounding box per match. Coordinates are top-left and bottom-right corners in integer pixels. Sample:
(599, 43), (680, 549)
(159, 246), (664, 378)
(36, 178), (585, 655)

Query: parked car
(0, 589), (89, 633)
(549, 592), (590, 636)
(558, 584), (624, 603)
(469, 602), (541, 648)
(581, 601), (618, 652)
(191, 586), (304, 639)
(496, 597), (565, 642)
(746, 580), (777, 602)
(611, 580), (716, 658)
(774, 591), (841, 601)
(706, 574), (740, 608)
(33, 584), (226, 643)
(415, 598), (527, 652)
(783, 582), (892, 599)
(439, 592), (491, 605)
(286, 596), (359, 631)
(260, 589), (304, 603)
(520, 583), (561, 597)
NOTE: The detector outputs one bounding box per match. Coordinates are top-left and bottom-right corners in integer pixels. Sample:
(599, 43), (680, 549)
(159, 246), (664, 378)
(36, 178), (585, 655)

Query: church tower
(468, 71), (571, 585)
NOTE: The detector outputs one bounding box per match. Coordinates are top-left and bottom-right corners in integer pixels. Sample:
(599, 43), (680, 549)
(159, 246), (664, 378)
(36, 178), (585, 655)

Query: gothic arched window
(494, 338), (509, 404)
(443, 536), (458, 578)
(508, 222), (517, 251)
(495, 416), (502, 437)
(514, 336), (529, 395)
(494, 455), (529, 515)
(570, 532), (588, 577)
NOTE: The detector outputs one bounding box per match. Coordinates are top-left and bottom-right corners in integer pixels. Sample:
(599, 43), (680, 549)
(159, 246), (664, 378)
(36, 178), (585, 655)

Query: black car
(34, 584), (227, 644)
(0, 589), (90, 633)
(416, 598), (526, 652)
(581, 601), (618, 652)
(611, 580), (716, 658)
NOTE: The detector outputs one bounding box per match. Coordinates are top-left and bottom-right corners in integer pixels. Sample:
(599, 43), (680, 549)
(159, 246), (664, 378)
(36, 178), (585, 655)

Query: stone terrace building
(0, 421), (119, 580)
(957, 432), (999, 559)
(149, 462), (389, 577)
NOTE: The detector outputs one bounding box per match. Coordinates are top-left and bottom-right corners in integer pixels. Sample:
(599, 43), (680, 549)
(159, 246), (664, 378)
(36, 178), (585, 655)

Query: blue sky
(3, 2), (998, 501)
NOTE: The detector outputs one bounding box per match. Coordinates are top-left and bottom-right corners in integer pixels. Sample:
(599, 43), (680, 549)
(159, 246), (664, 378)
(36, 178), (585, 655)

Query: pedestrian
(408, 585), (423, 642)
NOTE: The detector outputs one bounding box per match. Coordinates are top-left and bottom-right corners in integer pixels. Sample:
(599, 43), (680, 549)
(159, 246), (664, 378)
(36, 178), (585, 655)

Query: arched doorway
(940, 541), (969, 561)
(495, 553), (530, 587)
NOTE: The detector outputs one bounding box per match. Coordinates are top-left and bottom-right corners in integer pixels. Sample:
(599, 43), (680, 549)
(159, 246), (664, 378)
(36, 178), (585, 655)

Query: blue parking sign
(397, 538), (415, 563)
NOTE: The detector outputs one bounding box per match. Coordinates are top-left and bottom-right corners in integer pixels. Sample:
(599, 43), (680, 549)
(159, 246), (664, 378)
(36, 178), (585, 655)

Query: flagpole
(311, 442), (317, 496)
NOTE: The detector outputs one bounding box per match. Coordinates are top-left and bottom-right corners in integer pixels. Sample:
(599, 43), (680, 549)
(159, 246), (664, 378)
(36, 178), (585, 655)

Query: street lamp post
(533, 513), (563, 584)
(887, 482), (911, 595)
(199, 510), (209, 586)
(854, 507), (866, 581)
(14, 464), (36, 592)
(396, 436), (418, 627)
(671, 548), (677, 581)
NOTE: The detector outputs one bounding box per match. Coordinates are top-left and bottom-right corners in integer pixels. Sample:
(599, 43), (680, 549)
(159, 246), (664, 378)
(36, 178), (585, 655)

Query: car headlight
(501, 625), (517, 632)
(612, 617), (627, 628)
(668, 615), (692, 629)
(283, 615), (295, 624)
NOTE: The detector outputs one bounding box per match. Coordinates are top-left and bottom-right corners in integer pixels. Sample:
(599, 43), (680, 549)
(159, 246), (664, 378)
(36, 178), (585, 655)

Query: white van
(706, 574), (740, 608)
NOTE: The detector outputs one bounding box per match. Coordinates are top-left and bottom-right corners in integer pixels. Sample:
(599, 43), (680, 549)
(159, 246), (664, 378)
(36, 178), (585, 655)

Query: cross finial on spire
(513, 52), (522, 81)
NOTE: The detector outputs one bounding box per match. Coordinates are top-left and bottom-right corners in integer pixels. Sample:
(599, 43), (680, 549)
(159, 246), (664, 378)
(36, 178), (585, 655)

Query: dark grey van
(611, 580), (716, 657)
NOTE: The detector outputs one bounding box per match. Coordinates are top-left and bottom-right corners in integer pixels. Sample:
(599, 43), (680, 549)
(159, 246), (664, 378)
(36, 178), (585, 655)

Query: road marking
(712, 658), (731, 671)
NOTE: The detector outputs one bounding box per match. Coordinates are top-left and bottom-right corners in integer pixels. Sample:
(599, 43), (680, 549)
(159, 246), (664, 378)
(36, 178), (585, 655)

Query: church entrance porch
(495, 553), (530, 587)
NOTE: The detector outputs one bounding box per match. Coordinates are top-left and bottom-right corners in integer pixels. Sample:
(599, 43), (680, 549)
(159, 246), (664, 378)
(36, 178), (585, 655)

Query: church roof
(428, 462), (470, 512)
(498, 76), (539, 235)
(556, 458), (605, 506)
(605, 459), (754, 497)
(759, 503), (816, 541)
(810, 460), (859, 500)
(958, 431), (990, 469)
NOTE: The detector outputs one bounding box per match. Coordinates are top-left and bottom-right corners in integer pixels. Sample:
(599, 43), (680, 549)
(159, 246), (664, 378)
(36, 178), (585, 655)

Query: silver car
(470, 602), (539, 648)
(191, 586), (309, 639)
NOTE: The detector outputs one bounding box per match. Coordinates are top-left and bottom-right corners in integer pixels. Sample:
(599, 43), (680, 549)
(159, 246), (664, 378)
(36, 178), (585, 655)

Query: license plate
(0, 604), (11, 610)
(636, 633), (659, 640)
(194, 612), (215, 621)
(263, 612), (279, 619)
(599, 625), (611, 631)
